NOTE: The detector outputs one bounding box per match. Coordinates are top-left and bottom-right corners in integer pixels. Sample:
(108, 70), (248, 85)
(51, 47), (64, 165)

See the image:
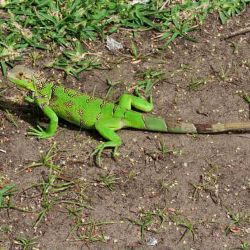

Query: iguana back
(48, 85), (116, 129)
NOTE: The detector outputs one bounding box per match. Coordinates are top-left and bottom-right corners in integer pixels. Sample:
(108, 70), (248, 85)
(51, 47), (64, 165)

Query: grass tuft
(0, 0), (248, 76)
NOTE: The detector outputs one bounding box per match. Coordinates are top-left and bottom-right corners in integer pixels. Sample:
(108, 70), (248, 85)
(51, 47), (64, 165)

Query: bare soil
(0, 7), (250, 250)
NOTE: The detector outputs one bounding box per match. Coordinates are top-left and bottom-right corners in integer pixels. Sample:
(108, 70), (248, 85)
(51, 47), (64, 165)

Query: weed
(46, 40), (103, 78)
(170, 214), (196, 242)
(242, 93), (250, 104)
(128, 208), (166, 240)
(225, 211), (250, 235)
(0, 225), (12, 234)
(4, 109), (18, 127)
(177, 220), (196, 242)
(218, 66), (230, 81)
(14, 236), (38, 250)
(105, 79), (121, 100)
(161, 20), (197, 47)
(0, 88), (7, 96)
(20, 144), (92, 227)
(129, 41), (140, 60)
(46, 56), (102, 79)
(34, 168), (89, 227)
(0, 33), (24, 75)
(191, 164), (219, 202)
(134, 69), (165, 97)
(98, 173), (119, 191)
(28, 51), (42, 66)
(34, 171), (57, 227)
(0, 181), (33, 212)
(127, 170), (137, 181)
(35, 172), (75, 226)
(243, 59), (250, 68)
(188, 78), (206, 91)
(238, 242), (250, 250)
(160, 179), (178, 192)
(157, 140), (182, 156)
(25, 143), (60, 171)
(230, 42), (240, 54)
(180, 63), (192, 71)
(68, 218), (114, 242)
(0, 183), (16, 208)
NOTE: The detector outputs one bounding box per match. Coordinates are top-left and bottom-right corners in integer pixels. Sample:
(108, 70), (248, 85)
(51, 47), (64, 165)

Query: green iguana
(7, 65), (250, 164)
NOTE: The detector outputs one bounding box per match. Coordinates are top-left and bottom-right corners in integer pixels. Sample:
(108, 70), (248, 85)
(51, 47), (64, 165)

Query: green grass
(188, 77), (207, 91)
(67, 218), (114, 242)
(157, 140), (182, 156)
(33, 169), (91, 227)
(0, 183), (16, 207)
(0, 0), (249, 77)
(190, 164), (219, 202)
(3, 109), (18, 127)
(243, 93), (250, 104)
(134, 69), (165, 97)
(14, 236), (38, 250)
(98, 173), (119, 191)
(238, 242), (250, 250)
(170, 214), (196, 242)
(128, 208), (166, 240)
(24, 143), (60, 171)
(12, 143), (92, 227)
(33, 165), (91, 227)
(225, 211), (250, 235)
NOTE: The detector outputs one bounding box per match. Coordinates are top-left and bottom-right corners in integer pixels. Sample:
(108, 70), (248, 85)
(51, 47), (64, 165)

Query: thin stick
(235, 135), (250, 139)
(224, 26), (250, 40)
(160, 0), (170, 10)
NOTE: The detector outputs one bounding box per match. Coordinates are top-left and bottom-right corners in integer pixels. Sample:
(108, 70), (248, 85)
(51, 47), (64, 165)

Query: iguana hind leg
(118, 94), (153, 112)
(92, 118), (125, 165)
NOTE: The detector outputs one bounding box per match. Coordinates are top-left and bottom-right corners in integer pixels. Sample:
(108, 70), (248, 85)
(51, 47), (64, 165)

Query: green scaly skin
(7, 65), (250, 165)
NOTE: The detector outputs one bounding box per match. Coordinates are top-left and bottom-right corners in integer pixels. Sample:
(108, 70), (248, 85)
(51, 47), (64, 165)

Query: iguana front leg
(28, 105), (58, 139)
(91, 118), (125, 165)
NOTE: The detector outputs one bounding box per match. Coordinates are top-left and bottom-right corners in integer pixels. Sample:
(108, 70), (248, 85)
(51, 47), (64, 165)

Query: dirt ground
(0, 7), (250, 250)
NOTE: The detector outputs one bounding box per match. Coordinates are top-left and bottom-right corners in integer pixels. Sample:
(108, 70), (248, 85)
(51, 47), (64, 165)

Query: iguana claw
(91, 143), (105, 166)
(91, 143), (120, 166)
(28, 125), (53, 139)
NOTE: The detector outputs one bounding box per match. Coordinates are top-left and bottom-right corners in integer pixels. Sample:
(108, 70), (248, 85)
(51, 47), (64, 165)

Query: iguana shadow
(0, 96), (102, 141)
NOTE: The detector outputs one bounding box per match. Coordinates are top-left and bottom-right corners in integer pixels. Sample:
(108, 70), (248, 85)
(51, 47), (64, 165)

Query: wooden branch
(224, 26), (250, 40)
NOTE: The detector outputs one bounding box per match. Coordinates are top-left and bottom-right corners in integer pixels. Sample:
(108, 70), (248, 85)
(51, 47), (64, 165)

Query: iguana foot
(28, 126), (54, 139)
(91, 143), (120, 166)
(91, 143), (106, 166)
(113, 146), (120, 158)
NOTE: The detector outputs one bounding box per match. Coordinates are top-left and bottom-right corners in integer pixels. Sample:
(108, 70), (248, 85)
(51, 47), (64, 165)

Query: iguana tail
(125, 112), (250, 133)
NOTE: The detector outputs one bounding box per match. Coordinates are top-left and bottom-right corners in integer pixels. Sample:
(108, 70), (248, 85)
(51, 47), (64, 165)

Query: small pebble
(147, 237), (158, 246)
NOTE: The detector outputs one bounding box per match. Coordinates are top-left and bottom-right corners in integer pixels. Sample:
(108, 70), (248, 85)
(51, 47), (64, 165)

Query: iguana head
(7, 65), (36, 92)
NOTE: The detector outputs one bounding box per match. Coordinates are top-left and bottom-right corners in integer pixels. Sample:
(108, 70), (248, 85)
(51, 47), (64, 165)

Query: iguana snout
(7, 65), (36, 91)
